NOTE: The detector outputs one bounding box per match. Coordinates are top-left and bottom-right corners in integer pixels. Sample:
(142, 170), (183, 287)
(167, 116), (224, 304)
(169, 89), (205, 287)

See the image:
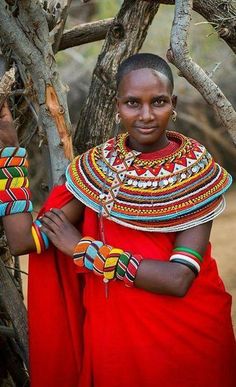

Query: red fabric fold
(28, 185), (83, 387)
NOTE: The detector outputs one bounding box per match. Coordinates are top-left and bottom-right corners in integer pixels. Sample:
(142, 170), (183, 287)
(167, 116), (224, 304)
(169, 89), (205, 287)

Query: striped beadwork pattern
(0, 147), (32, 217)
(73, 236), (95, 267)
(66, 131), (232, 232)
(0, 200), (32, 217)
(123, 254), (143, 287)
(73, 238), (143, 286)
(0, 187), (31, 203)
(85, 240), (103, 270)
(170, 246), (203, 276)
(31, 220), (50, 254)
(93, 244), (112, 276)
(104, 248), (122, 280)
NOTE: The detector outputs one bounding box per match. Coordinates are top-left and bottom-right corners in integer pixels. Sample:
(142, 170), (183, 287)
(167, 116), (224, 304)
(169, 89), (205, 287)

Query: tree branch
(51, 0), (73, 54)
(59, 18), (114, 51)
(57, 2), (236, 55)
(158, 0), (236, 54)
(167, 0), (236, 143)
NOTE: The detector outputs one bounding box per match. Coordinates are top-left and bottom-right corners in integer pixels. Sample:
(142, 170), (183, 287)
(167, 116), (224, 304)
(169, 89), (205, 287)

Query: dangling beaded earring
(172, 110), (177, 122)
(114, 112), (121, 136)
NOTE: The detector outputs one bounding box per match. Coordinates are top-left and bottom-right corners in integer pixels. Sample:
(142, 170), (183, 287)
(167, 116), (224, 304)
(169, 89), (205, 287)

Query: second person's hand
(0, 101), (19, 147)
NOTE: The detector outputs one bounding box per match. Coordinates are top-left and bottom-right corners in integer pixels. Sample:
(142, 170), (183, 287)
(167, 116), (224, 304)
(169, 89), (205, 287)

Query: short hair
(116, 53), (174, 92)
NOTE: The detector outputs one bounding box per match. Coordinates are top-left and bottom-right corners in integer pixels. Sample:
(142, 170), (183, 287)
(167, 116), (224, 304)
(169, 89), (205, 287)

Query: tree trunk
(74, 0), (160, 154)
(0, 258), (28, 368)
(0, 1), (74, 185)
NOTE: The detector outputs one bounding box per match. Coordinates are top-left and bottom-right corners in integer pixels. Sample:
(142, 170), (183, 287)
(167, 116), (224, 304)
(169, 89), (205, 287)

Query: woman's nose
(139, 105), (154, 121)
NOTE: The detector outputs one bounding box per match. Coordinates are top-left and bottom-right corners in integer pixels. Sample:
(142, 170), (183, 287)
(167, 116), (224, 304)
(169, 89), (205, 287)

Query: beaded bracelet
(34, 220), (49, 250)
(72, 237), (143, 288)
(93, 244), (112, 276)
(173, 246), (203, 263)
(123, 254), (143, 287)
(0, 166), (28, 179)
(0, 200), (33, 217)
(169, 246), (203, 277)
(31, 220), (50, 254)
(0, 157), (28, 168)
(116, 251), (131, 280)
(73, 236), (95, 267)
(103, 248), (122, 281)
(84, 240), (103, 270)
(0, 177), (29, 190)
(0, 187), (31, 203)
(0, 147), (33, 218)
(0, 147), (27, 158)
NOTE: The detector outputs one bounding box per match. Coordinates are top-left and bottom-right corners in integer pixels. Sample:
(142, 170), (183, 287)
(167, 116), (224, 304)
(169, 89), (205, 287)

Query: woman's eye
(153, 100), (165, 106)
(126, 100), (139, 107)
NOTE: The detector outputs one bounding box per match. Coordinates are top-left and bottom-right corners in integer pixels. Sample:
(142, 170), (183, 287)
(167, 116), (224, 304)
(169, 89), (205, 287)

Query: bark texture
(0, 1), (73, 185)
(74, 0), (160, 154)
(59, 18), (113, 51)
(0, 258), (28, 368)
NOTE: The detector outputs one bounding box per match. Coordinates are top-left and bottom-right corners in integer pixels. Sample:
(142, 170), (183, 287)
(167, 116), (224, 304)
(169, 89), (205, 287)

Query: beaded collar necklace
(66, 131), (232, 232)
(116, 131), (190, 167)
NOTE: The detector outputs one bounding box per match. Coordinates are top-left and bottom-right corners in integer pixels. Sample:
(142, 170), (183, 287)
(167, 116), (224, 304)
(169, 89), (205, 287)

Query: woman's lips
(135, 126), (157, 134)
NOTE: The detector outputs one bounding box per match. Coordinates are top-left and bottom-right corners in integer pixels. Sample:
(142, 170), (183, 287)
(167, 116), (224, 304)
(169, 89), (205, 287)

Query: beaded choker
(66, 131), (232, 232)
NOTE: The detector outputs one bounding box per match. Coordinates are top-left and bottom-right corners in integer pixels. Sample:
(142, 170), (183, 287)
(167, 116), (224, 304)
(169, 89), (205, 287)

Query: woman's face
(117, 68), (176, 153)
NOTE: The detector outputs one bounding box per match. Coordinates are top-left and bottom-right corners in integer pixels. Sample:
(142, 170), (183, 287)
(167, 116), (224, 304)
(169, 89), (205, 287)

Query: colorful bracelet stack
(73, 236), (143, 287)
(31, 219), (50, 254)
(0, 147), (33, 216)
(169, 246), (203, 276)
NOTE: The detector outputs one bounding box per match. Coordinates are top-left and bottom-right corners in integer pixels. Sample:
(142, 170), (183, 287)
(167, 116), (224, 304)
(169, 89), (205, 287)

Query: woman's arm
(135, 221), (212, 297)
(40, 208), (212, 297)
(3, 199), (84, 255)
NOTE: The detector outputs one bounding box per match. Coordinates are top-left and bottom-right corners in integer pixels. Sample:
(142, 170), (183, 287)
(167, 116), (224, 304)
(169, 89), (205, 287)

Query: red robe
(29, 184), (236, 387)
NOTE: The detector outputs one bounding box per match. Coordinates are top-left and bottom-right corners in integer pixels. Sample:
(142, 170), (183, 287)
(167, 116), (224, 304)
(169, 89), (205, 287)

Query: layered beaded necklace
(66, 131), (232, 232)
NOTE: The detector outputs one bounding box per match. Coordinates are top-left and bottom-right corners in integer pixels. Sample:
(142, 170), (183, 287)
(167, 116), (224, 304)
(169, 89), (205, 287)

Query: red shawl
(28, 185), (236, 387)
(28, 185), (83, 386)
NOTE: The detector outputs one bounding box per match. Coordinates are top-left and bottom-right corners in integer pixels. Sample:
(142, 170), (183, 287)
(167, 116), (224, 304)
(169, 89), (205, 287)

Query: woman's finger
(40, 215), (61, 232)
(50, 208), (70, 223)
(41, 210), (64, 227)
(40, 225), (58, 244)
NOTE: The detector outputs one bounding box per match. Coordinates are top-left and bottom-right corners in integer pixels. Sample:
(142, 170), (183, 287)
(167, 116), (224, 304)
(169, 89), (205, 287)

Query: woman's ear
(115, 96), (120, 111)
(172, 95), (177, 108)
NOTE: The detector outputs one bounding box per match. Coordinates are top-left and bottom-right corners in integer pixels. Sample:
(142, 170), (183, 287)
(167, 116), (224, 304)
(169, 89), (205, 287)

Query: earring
(115, 112), (121, 124)
(172, 110), (177, 122)
(114, 112), (121, 136)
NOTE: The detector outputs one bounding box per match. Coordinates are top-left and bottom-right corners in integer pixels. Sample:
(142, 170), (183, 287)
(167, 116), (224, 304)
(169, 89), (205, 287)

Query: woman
(1, 53), (236, 386)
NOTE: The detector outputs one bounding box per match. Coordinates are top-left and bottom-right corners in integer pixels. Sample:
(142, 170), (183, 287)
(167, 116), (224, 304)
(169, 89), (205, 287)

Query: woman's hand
(0, 101), (19, 147)
(40, 208), (82, 257)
